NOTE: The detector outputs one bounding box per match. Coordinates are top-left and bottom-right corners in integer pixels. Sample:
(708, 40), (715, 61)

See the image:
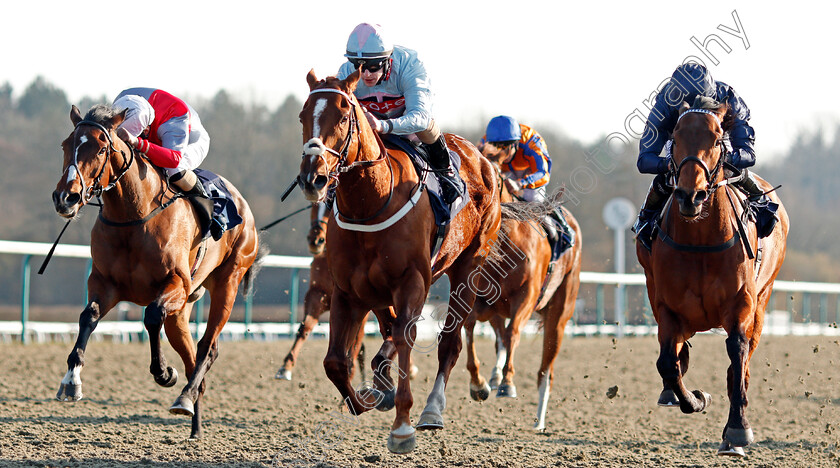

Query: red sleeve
(136, 138), (182, 168)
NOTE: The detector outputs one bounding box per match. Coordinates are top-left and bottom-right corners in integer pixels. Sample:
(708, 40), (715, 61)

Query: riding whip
(259, 205), (310, 231)
(280, 176), (300, 202)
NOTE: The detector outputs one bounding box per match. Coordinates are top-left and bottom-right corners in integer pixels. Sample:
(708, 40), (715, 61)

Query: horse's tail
(499, 187), (565, 225)
(482, 188), (566, 265)
(242, 232), (270, 297)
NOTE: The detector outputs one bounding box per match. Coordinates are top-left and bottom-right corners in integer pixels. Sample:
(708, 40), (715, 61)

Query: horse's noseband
(671, 109), (726, 204)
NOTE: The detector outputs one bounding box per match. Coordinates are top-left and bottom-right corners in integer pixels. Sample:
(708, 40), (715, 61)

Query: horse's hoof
(533, 422), (546, 432)
(409, 364), (419, 380)
(657, 388), (679, 407)
(489, 373), (502, 390)
(496, 384), (518, 398)
(375, 388), (396, 412)
(415, 411), (444, 431)
(470, 382), (491, 401)
(169, 395), (195, 416)
(693, 390), (712, 411)
(154, 367), (178, 388)
(275, 367), (292, 380)
(56, 383), (83, 402)
(725, 426), (754, 447)
(717, 440), (746, 457)
(387, 428), (417, 454)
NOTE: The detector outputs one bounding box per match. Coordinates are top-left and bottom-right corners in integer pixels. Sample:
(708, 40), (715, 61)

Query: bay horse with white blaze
(298, 70), (501, 453)
(464, 151), (582, 431)
(51, 105), (262, 439)
(636, 100), (788, 456)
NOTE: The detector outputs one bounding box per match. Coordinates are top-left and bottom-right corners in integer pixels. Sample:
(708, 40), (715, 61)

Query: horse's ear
(306, 69), (319, 90)
(678, 101), (691, 115)
(344, 69), (360, 93)
(70, 105), (82, 126)
(108, 108), (127, 129)
(719, 103), (734, 133)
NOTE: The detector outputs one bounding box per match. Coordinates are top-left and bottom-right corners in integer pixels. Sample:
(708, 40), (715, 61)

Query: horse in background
(297, 70), (501, 453)
(463, 147), (582, 431)
(636, 99), (788, 456)
(51, 105), (262, 439)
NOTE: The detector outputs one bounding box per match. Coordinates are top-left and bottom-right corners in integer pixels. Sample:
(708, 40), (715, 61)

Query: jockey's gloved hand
(504, 178), (520, 194)
(116, 127), (139, 148)
(363, 110), (389, 134)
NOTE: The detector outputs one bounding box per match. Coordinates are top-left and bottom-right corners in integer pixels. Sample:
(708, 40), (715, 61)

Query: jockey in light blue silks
(336, 23), (465, 205)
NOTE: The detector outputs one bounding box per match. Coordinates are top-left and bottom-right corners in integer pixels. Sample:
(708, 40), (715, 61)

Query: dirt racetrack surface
(1, 334), (839, 467)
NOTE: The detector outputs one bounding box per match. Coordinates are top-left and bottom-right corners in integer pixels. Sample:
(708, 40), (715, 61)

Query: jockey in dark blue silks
(633, 63), (774, 249)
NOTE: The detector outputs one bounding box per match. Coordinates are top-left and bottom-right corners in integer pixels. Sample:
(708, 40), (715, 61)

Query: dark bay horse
(51, 105), (261, 439)
(463, 151), (582, 431)
(298, 70), (501, 453)
(636, 101), (788, 456)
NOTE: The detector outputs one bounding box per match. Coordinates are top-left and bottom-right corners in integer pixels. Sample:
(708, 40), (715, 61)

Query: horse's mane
(83, 104), (119, 125)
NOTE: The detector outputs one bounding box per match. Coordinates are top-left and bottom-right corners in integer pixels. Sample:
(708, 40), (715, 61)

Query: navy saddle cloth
(194, 169), (243, 237)
(381, 134), (467, 228)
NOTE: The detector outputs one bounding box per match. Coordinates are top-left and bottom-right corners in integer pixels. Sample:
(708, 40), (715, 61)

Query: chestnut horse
(51, 105), (261, 439)
(275, 202), (366, 382)
(275, 202), (419, 383)
(464, 151), (582, 431)
(298, 70), (501, 453)
(636, 101), (788, 456)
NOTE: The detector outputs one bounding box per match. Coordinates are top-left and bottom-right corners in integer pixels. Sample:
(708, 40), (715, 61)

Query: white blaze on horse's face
(65, 135), (87, 184)
(311, 98), (327, 140)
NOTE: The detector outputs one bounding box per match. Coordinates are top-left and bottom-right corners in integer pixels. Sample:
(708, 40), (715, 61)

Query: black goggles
(348, 58), (387, 73)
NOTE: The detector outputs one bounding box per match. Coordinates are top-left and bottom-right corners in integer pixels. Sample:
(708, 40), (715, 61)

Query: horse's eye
(98, 147), (107, 155)
(341, 116), (349, 124)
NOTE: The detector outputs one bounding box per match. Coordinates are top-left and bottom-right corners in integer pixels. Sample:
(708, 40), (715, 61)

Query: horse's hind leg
(371, 308), (398, 411)
(57, 292), (117, 401)
(488, 315), (507, 390)
(464, 312), (490, 401)
(164, 305), (199, 438)
(277, 287), (327, 381)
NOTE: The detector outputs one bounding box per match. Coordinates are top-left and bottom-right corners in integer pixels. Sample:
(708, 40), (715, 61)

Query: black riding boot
(551, 208), (575, 251)
(632, 173), (672, 250)
(426, 136), (465, 205)
(735, 169), (779, 238)
(171, 171), (225, 241)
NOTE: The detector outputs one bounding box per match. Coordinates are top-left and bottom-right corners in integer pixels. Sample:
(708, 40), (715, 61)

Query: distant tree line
(0, 76), (833, 308)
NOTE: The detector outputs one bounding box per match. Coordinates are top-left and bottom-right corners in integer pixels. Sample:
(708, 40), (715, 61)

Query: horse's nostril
(66, 192), (81, 206)
(313, 175), (328, 190)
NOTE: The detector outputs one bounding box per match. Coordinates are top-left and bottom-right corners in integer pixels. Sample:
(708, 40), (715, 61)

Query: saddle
(193, 169), (243, 240)
(541, 209), (575, 262)
(381, 135), (469, 263)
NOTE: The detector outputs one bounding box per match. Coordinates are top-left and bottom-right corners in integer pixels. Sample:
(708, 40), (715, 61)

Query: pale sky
(1, 1), (836, 159)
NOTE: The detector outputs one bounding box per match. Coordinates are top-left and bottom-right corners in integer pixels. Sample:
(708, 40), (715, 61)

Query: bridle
(669, 109), (727, 204)
(71, 119), (134, 202)
(303, 86), (395, 224)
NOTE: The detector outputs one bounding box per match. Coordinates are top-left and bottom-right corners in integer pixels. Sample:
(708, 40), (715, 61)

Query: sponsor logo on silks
(360, 96), (405, 116)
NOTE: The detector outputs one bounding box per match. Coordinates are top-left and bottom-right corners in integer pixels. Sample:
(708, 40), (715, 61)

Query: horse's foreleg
(656, 332), (711, 414)
(324, 294), (377, 416)
(386, 281), (426, 454)
(488, 315), (507, 390)
(658, 344), (689, 407)
(498, 299), (534, 399)
(417, 275), (474, 431)
(163, 305), (199, 438)
(371, 327), (398, 412)
(464, 312), (490, 401)
(144, 301), (180, 388)
(277, 287), (328, 380)
(722, 330), (755, 449)
(57, 297), (113, 401)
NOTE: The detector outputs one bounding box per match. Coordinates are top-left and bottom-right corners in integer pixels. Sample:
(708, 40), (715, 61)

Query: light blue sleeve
(386, 49), (433, 135)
